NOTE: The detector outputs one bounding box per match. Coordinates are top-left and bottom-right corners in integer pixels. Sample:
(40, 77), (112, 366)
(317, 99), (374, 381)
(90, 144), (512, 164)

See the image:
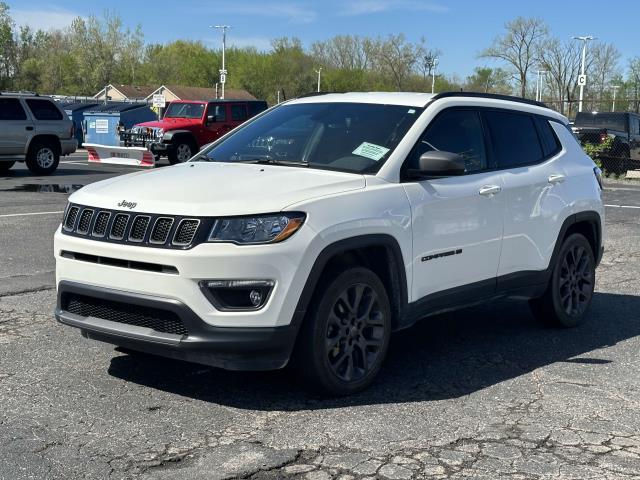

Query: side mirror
(407, 151), (466, 179)
(206, 115), (216, 124)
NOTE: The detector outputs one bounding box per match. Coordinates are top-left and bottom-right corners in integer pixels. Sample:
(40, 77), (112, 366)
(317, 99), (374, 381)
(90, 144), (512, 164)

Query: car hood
(135, 118), (199, 130)
(69, 162), (366, 216)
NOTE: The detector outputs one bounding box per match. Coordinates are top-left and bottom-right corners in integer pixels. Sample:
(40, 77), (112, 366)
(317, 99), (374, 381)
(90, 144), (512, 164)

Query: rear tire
(168, 141), (194, 164)
(294, 267), (391, 396)
(529, 233), (596, 328)
(26, 141), (60, 175)
(0, 161), (15, 173)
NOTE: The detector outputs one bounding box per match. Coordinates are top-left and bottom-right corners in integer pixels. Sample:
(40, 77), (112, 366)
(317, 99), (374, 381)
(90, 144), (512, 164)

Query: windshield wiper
(235, 158), (310, 167)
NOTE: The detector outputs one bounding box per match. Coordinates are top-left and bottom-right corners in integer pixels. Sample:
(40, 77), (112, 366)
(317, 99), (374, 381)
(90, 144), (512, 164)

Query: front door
(403, 108), (504, 302)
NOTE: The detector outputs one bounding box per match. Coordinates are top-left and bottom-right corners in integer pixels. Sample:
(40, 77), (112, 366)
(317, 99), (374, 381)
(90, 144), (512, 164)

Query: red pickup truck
(121, 99), (268, 164)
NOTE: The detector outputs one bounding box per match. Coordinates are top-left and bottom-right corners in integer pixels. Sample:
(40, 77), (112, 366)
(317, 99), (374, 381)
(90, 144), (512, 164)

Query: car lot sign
(578, 75), (587, 86)
(152, 94), (166, 108)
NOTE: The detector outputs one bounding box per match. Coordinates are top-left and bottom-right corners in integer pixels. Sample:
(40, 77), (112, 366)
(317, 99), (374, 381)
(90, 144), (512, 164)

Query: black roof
(84, 102), (151, 113)
(431, 92), (547, 108)
(203, 99), (267, 104)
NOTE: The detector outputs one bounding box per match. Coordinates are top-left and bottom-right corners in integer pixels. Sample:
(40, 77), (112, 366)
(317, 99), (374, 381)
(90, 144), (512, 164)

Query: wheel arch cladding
(292, 234), (409, 331)
(165, 130), (198, 148)
(28, 134), (61, 154)
(555, 211), (602, 268)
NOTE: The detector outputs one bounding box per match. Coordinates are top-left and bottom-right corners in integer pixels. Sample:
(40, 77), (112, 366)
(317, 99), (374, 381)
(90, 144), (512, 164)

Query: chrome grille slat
(92, 211), (111, 237)
(77, 209), (94, 234)
(64, 206), (80, 230)
(172, 219), (200, 246)
(109, 213), (130, 240)
(128, 215), (151, 242)
(150, 217), (174, 244)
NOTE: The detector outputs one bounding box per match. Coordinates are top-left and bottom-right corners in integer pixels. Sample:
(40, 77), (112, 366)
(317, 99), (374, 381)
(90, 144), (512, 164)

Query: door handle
(25, 126), (34, 131)
(479, 185), (502, 196)
(548, 174), (566, 184)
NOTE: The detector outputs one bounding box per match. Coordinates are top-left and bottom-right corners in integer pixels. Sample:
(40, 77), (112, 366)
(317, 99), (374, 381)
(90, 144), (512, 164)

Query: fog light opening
(200, 280), (275, 311)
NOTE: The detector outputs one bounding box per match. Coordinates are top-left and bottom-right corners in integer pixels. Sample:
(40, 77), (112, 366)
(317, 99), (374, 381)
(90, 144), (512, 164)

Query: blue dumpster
(58, 101), (98, 147)
(83, 103), (157, 147)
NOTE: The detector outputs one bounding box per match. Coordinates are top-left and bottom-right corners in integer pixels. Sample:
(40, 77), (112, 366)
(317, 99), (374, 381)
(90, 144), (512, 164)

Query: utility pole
(573, 35), (595, 112)
(431, 58), (438, 94)
(314, 67), (322, 92)
(611, 85), (620, 111)
(535, 70), (547, 102)
(210, 25), (231, 99)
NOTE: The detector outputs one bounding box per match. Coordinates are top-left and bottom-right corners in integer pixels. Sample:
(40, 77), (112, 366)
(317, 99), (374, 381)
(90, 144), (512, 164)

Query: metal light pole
(535, 70), (547, 102)
(573, 35), (595, 112)
(611, 85), (620, 111)
(314, 67), (322, 92)
(210, 25), (231, 99)
(431, 58), (438, 94)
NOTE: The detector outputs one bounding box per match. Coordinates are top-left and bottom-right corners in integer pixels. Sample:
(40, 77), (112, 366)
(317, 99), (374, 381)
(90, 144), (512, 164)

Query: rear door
(204, 103), (231, 143)
(0, 98), (33, 156)
(229, 103), (248, 129)
(484, 109), (566, 283)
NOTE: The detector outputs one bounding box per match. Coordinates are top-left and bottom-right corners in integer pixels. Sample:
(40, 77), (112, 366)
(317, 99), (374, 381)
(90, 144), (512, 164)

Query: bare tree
(480, 17), (548, 98)
(537, 38), (581, 115)
(590, 42), (621, 101)
(369, 34), (421, 90)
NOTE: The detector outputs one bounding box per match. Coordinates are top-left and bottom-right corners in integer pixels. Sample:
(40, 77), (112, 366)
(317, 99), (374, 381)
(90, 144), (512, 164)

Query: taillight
(593, 167), (603, 190)
(70, 123), (75, 139)
(599, 131), (607, 143)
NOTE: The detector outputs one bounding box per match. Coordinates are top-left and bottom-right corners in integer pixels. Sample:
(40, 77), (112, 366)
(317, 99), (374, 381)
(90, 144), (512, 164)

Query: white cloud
(11, 7), (83, 31)
(340, 0), (449, 16)
(209, 3), (317, 24)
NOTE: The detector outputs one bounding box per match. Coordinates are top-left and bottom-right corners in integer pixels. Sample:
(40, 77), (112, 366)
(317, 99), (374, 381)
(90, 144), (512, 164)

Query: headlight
(208, 213), (305, 244)
(155, 128), (164, 138)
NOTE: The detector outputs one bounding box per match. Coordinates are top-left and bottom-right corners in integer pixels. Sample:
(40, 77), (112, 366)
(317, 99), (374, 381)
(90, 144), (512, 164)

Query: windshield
(164, 102), (205, 119)
(197, 102), (423, 173)
(574, 112), (627, 132)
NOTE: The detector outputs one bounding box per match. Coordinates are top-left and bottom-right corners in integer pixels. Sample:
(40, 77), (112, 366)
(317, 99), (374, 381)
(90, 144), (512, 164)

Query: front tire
(295, 267), (391, 396)
(168, 142), (194, 164)
(26, 141), (60, 175)
(530, 233), (596, 328)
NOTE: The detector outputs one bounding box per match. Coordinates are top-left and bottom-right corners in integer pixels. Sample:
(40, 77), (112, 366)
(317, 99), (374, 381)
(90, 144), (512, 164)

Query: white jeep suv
(54, 92), (604, 395)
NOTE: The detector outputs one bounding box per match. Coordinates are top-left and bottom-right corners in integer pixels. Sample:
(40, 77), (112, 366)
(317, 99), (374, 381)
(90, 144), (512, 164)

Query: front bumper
(61, 138), (78, 155)
(55, 281), (299, 370)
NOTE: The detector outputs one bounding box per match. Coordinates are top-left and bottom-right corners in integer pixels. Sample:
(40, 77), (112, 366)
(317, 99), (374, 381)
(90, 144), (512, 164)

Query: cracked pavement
(2, 162), (640, 479)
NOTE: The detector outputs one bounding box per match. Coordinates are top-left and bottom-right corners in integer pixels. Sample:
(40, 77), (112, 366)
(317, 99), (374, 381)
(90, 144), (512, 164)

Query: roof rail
(431, 91), (546, 108)
(0, 90), (39, 97)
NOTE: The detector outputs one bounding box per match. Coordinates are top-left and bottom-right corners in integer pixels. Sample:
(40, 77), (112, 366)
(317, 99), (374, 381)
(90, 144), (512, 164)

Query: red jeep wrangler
(121, 99), (268, 164)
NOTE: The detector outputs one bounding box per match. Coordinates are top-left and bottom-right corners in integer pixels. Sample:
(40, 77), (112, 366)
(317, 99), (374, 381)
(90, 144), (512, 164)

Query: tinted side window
(408, 109), (487, 173)
(632, 117), (640, 135)
(0, 98), (27, 120)
(231, 104), (247, 121)
(535, 117), (561, 157)
(25, 99), (63, 120)
(247, 101), (267, 117)
(211, 104), (226, 122)
(484, 110), (543, 168)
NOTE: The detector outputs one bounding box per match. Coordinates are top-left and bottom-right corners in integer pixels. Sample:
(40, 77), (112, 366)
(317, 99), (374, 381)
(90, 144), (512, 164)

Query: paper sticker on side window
(352, 142), (390, 161)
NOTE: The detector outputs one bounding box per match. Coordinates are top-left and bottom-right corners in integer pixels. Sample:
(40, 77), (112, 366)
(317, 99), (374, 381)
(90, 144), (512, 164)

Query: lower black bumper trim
(55, 281), (299, 371)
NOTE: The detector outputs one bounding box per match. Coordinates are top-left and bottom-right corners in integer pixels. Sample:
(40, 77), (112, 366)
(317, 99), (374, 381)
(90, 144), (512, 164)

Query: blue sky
(7, 0), (640, 78)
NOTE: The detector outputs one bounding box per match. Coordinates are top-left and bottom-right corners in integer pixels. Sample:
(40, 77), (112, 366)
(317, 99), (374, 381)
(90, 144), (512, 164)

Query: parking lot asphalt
(1, 153), (640, 480)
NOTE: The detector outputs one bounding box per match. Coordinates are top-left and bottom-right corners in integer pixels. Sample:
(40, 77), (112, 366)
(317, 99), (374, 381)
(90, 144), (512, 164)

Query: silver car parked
(0, 92), (77, 175)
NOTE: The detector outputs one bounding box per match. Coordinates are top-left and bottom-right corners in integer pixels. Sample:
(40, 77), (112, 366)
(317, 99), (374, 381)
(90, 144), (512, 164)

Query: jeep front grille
(61, 204), (204, 249)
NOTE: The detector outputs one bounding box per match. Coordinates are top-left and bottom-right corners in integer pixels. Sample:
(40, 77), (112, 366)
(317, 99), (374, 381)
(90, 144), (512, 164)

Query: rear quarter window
(26, 99), (63, 121)
(484, 110), (544, 168)
(535, 117), (562, 157)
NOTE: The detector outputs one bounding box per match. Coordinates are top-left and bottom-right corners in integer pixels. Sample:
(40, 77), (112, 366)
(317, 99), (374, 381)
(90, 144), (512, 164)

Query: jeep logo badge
(117, 200), (137, 210)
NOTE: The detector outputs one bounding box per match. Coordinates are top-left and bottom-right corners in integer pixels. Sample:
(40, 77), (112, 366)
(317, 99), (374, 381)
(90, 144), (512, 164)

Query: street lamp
(611, 85), (620, 111)
(431, 58), (438, 94)
(210, 25), (231, 99)
(535, 70), (547, 102)
(314, 67), (322, 92)
(573, 35), (596, 112)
